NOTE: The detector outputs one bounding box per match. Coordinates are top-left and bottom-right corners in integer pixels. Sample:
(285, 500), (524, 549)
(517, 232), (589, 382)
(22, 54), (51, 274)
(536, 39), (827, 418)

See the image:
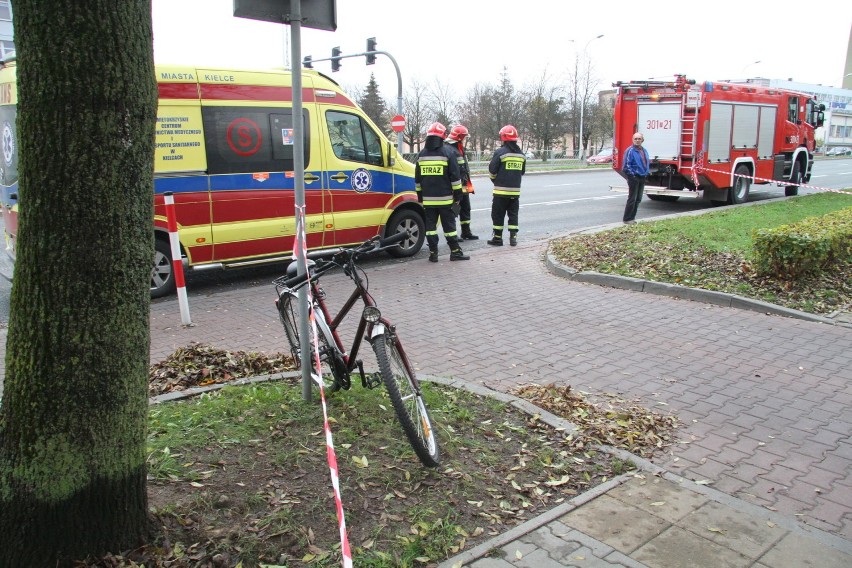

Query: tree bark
(0, 1), (157, 566)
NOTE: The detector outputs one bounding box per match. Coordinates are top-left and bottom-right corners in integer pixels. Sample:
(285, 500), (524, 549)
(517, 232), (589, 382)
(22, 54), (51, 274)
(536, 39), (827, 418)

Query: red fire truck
(611, 75), (825, 204)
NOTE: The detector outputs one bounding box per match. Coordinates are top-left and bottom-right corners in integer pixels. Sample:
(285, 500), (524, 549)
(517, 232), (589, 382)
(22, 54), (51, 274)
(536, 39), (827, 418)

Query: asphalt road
(0, 159), (850, 320)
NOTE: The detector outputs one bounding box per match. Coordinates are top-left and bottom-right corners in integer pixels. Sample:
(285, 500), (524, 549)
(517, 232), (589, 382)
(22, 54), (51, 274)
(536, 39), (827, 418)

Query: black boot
(428, 250), (438, 263)
(461, 226), (479, 240)
(487, 234), (503, 246)
(449, 248), (470, 261)
(510, 234), (518, 247)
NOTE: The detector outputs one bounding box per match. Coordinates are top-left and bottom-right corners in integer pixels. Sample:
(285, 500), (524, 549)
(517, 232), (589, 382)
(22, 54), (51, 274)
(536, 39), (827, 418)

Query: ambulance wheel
(385, 209), (425, 258)
(728, 165), (751, 205)
(151, 238), (176, 299)
(785, 163), (801, 196)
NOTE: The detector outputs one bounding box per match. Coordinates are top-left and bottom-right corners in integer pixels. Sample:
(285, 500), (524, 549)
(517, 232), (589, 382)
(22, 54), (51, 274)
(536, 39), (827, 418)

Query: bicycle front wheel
(372, 330), (440, 467)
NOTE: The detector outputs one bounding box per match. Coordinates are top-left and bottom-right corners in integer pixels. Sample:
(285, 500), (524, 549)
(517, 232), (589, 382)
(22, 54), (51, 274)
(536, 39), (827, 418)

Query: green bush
(752, 207), (852, 279)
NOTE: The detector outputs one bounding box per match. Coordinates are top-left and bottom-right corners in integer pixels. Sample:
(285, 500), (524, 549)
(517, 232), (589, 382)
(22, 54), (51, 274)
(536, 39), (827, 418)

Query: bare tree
(402, 77), (432, 153)
(425, 77), (456, 128)
(454, 82), (494, 154)
(0, 1), (157, 565)
(522, 71), (570, 159)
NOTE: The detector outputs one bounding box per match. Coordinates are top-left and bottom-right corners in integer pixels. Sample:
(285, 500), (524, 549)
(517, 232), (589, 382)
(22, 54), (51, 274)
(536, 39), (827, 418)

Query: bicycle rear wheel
(277, 292), (341, 392)
(372, 330), (440, 467)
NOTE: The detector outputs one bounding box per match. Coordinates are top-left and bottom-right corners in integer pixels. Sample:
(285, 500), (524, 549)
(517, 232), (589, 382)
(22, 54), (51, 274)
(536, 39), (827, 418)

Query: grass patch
(549, 192), (852, 314)
(77, 343), (681, 567)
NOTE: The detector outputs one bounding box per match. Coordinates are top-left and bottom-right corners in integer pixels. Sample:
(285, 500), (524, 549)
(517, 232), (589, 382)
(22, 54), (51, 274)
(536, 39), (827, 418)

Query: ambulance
(0, 59), (424, 297)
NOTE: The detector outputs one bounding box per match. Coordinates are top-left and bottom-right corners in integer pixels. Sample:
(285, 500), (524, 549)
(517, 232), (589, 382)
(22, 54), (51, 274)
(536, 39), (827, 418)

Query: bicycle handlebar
(275, 230), (411, 290)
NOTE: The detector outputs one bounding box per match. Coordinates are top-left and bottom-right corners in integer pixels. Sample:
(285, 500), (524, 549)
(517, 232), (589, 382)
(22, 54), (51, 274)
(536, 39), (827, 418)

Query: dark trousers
(459, 192), (473, 228)
(623, 175), (645, 222)
(491, 195), (519, 236)
(425, 206), (460, 251)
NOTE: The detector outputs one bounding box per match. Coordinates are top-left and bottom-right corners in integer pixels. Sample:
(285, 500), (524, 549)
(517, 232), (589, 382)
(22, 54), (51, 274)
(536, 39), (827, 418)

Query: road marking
(472, 194), (621, 212)
(543, 183), (582, 187)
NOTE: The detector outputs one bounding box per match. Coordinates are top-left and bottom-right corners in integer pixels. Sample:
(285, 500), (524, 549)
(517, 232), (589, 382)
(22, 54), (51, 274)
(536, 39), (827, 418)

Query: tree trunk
(0, 1), (157, 566)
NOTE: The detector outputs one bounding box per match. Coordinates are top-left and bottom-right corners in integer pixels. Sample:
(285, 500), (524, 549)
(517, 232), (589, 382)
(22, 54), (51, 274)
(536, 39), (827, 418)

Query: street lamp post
(575, 34), (603, 160)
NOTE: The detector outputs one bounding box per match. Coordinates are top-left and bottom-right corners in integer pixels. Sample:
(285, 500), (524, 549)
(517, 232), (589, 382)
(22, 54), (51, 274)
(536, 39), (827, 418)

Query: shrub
(752, 207), (852, 279)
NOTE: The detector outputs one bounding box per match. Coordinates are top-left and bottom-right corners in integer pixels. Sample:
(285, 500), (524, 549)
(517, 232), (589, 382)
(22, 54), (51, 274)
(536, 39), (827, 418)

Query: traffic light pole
(305, 48), (404, 154)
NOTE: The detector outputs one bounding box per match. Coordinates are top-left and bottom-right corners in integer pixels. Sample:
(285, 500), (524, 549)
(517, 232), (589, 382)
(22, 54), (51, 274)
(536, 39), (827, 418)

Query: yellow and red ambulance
(0, 60), (424, 297)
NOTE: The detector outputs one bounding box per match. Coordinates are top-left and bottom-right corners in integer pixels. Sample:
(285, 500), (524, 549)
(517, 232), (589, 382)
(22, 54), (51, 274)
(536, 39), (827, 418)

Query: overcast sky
(152, 0), (851, 101)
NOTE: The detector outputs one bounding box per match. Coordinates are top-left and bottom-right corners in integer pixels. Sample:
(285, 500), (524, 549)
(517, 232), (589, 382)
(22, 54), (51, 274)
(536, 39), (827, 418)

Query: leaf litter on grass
(80, 344), (680, 567)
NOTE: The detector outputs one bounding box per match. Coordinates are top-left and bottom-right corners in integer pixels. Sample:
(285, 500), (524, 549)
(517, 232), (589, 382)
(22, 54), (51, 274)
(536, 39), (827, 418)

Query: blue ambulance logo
(351, 168), (372, 193)
(2, 121), (14, 167)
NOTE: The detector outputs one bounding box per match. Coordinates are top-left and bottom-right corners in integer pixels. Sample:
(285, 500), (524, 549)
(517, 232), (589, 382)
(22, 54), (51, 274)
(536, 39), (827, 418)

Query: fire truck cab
(612, 75), (825, 205)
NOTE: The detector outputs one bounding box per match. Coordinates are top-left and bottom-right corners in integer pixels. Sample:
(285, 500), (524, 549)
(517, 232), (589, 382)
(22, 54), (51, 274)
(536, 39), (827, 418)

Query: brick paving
(142, 237), (852, 547)
(3, 230), (849, 565)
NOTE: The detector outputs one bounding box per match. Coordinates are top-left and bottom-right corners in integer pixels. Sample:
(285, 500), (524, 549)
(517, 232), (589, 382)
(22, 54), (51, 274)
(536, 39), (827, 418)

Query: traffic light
(366, 37), (377, 65)
(331, 47), (341, 72)
(303, 55), (313, 69)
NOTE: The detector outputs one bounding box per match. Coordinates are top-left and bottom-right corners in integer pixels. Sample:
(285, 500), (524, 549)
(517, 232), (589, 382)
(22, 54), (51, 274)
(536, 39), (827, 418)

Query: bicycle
(273, 232), (440, 467)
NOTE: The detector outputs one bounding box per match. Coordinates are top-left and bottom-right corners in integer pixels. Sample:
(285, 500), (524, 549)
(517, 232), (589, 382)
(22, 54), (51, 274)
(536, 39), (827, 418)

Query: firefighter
(487, 124), (526, 246)
(444, 124), (479, 240)
(414, 122), (470, 262)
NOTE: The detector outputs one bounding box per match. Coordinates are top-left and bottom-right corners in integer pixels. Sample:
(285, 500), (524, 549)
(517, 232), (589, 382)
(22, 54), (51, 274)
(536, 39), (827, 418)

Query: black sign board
(233, 0), (337, 31)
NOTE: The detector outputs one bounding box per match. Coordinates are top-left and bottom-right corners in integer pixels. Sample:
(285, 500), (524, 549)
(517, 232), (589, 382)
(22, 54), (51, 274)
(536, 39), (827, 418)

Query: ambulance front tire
(385, 209), (425, 258)
(151, 237), (176, 299)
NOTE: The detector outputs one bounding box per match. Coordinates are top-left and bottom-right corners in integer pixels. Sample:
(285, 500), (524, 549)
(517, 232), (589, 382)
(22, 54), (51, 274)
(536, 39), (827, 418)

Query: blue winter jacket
(622, 145), (650, 177)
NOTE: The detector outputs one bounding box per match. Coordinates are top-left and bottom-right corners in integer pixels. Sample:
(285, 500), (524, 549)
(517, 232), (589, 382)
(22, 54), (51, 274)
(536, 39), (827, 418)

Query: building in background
(0, 1), (13, 60)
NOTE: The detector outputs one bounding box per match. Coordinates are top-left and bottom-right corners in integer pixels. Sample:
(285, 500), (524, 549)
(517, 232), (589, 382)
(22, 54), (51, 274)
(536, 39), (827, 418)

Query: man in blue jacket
(622, 132), (650, 224)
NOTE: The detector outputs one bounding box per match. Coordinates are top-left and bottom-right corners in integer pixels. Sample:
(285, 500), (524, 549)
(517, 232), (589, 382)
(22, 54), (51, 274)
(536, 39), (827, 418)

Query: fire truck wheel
(785, 163), (801, 196)
(385, 209), (425, 258)
(729, 165), (751, 205)
(151, 237), (176, 299)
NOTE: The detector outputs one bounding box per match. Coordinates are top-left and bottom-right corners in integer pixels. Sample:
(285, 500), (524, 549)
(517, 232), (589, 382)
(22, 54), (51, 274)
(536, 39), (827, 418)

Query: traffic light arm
(303, 50), (388, 66)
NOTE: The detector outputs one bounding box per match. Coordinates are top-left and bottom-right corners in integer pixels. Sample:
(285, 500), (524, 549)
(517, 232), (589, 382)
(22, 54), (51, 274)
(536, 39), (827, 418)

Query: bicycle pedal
(362, 373), (382, 389)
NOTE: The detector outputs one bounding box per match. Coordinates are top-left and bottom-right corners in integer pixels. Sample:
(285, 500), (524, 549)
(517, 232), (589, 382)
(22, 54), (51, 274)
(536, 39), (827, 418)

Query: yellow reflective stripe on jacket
(493, 187), (521, 197)
(422, 196), (454, 206)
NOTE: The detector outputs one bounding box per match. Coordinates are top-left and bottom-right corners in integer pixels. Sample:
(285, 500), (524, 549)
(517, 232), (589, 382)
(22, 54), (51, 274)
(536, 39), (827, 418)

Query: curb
(152, 371), (852, 565)
(544, 250), (850, 329)
(425, 374), (852, 567)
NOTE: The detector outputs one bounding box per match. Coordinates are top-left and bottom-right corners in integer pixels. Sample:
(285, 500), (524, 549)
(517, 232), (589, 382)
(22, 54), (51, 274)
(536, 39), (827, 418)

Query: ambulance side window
(325, 110), (383, 167)
(202, 106), (309, 175)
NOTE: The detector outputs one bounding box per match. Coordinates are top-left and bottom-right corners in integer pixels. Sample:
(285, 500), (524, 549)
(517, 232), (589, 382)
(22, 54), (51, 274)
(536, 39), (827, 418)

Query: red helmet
(447, 124), (469, 142)
(499, 124), (519, 142)
(426, 122), (447, 139)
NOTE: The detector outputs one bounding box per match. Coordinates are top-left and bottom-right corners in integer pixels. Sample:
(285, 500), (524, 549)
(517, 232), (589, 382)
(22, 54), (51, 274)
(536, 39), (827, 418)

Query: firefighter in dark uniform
(415, 122), (470, 262)
(444, 124), (478, 240)
(487, 124), (526, 246)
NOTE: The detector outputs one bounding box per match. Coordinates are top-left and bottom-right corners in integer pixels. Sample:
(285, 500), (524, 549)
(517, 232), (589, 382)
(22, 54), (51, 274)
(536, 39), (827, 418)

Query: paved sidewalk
(3, 223), (850, 566)
(142, 232), (852, 565)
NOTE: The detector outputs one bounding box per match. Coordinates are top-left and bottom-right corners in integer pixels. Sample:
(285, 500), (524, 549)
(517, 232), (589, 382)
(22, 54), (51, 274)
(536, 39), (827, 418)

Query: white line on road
(472, 194), (620, 212)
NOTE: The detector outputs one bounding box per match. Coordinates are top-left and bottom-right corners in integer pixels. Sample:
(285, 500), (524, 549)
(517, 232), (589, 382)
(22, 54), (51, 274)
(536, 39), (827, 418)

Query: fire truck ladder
(679, 92), (699, 167)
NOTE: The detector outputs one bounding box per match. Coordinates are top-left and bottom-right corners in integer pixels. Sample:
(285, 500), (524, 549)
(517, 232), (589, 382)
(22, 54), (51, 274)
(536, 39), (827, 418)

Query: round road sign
(391, 115), (406, 133)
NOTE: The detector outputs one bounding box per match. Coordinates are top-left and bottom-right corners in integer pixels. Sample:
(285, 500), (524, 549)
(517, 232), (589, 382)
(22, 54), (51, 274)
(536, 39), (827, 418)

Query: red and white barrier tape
(293, 205), (353, 567)
(697, 165), (851, 195)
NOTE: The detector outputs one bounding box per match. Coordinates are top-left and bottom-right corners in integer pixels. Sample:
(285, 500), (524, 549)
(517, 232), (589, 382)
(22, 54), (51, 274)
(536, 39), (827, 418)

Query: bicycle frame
(273, 232), (440, 467)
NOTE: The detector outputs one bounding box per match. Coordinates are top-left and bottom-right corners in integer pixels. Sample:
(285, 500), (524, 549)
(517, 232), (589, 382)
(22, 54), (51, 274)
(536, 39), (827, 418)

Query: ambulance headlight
(363, 306), (381, 323)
